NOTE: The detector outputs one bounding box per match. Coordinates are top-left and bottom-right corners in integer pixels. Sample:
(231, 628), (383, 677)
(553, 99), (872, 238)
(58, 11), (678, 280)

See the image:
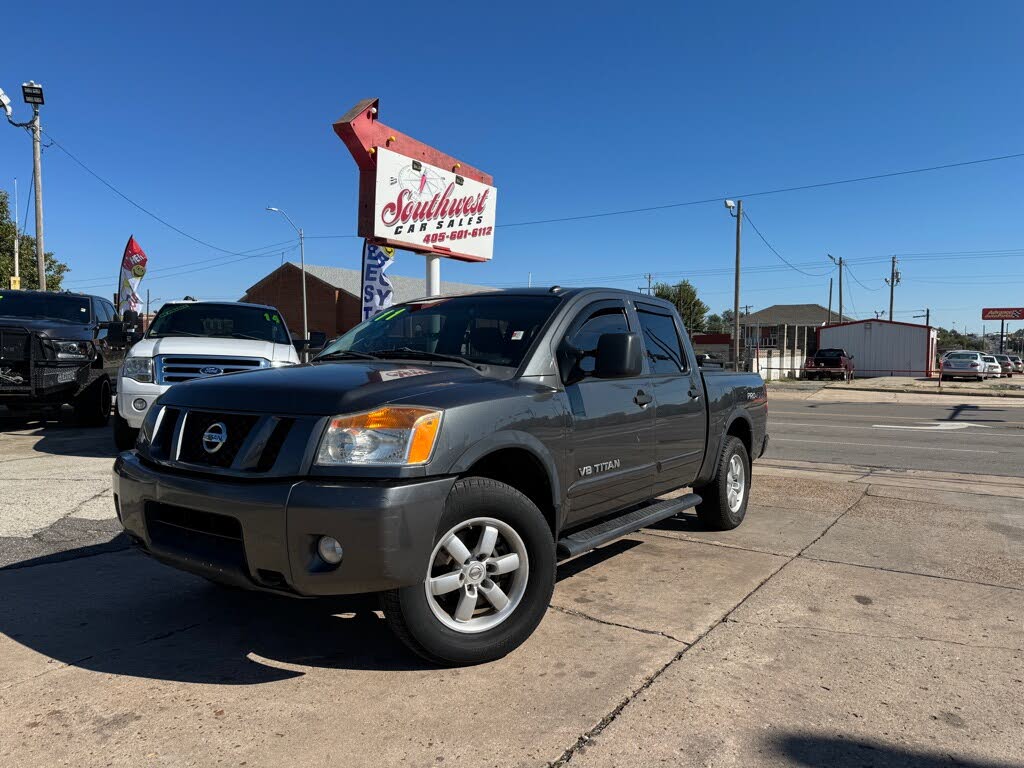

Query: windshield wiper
(375, 347), (484, 369)
(149, 331), (207, 338)
(224, 332), (266, 341)
(315, 350), (381, 361)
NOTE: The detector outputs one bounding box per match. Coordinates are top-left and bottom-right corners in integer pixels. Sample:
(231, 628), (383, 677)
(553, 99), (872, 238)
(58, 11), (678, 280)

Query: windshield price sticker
(374, 147), (497, 262)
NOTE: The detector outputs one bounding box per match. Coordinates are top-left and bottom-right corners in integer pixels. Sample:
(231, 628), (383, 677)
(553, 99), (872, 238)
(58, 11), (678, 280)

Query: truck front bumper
(113, 452), (455, 596)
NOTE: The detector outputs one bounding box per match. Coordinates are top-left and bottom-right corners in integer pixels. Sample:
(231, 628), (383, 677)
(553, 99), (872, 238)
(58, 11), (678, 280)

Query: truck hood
(128, 335), (294, 363)
(0, 316), (93, 339)
(157, 360), (495, 415)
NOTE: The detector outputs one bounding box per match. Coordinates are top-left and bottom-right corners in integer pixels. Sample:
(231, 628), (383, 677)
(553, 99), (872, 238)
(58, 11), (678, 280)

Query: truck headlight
(315, 406), (442, 466)
(122, 356), (154, 383)
(50, 340), (92, 360)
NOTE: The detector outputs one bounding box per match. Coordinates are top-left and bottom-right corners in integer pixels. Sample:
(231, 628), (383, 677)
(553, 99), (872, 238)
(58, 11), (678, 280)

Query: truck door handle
(634, 390), (653, 407)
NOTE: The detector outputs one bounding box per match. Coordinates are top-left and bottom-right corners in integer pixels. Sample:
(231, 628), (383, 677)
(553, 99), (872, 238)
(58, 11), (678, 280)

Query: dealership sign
(373, 147), (496, 262)
(981, 307), (1024, 320)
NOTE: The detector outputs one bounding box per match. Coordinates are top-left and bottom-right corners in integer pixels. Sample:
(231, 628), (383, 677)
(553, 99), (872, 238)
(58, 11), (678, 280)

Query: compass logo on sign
(201, 422), (228, 454)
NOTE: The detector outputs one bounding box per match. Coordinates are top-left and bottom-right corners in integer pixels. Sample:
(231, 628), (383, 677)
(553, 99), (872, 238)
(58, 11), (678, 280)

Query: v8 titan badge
(373, 147), (497, 262)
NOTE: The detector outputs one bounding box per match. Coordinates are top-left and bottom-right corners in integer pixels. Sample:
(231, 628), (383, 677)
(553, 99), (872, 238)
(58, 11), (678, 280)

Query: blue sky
(2, 0), (1022, 332)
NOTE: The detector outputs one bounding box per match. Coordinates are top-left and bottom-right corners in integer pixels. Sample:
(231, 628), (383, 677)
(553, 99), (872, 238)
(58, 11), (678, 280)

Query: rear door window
(636, 308), (686, 374)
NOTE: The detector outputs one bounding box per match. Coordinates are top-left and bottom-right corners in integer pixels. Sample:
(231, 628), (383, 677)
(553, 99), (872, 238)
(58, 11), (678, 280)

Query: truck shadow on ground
(0, 416), (118, 459)
(0, 539), (635, 683)
(772, 734), (1020, 768)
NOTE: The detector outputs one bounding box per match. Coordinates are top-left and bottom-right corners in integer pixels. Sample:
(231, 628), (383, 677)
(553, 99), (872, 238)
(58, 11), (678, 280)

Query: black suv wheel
(383, 477), (555, 666)
(74, 376), (112, 427)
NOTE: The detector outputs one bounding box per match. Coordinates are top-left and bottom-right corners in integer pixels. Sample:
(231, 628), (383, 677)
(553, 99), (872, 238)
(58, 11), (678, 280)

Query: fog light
(317, 536), (343, 565)
(132, 398), (147, 411)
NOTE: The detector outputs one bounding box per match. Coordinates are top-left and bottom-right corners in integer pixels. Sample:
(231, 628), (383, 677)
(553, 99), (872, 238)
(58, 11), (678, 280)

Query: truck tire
(383, 477), (555, 666)
(74, 376), (112, 427)
(113, 409), (139, 451)
(693, 436), (750, 530)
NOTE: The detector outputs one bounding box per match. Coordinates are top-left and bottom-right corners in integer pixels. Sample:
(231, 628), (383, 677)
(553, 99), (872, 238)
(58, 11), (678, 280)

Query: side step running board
(556, 493), (702, 559)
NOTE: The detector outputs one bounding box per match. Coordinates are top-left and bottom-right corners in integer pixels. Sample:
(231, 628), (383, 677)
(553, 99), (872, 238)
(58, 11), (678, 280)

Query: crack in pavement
(798, 554), (1024, 592)
(547, 485), (870, 767)
(548, 604), (689, 645)
(724, 619), (1023, 653)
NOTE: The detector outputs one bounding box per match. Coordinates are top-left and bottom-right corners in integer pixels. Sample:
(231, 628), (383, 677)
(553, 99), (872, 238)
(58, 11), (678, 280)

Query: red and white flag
(117, 236), (148, 315)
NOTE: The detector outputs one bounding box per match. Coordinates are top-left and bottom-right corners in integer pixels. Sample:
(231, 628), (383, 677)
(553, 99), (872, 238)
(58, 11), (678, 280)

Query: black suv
(0, 290), (128, 426)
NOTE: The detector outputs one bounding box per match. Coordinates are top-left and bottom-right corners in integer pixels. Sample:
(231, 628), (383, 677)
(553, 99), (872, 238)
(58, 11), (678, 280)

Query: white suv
(114, 301), (301, 449)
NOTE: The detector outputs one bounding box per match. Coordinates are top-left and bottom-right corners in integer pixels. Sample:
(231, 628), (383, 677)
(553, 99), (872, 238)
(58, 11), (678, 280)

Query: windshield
(815, 349), (844, 358)
(318, 294), (561, 368)
(947, 352), (977, 360)
(0, 291), (92, 323)
(148, 303), (290, 343)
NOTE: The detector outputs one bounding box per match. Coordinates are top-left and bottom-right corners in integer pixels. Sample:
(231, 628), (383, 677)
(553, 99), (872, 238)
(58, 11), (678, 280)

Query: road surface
(767, 396), (1024, 475)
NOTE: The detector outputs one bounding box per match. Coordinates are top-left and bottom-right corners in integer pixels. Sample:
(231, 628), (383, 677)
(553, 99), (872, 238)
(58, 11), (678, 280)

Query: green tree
(0, 190), (69, 291)
(652, 280), (709, 332)
(705, 313), (725, 333)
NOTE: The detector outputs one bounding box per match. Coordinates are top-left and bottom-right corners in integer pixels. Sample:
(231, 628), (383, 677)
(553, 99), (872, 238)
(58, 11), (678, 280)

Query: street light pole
(265, 207), (308, 345)
(12, 178), (19, 284)
(725, 199), (742, 370)
(31, 103), (44, 290)
(3, 81), (46, 290)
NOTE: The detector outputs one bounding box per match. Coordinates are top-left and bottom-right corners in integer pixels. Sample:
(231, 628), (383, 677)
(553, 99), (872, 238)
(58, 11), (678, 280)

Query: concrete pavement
(0, 433), (1021, 767)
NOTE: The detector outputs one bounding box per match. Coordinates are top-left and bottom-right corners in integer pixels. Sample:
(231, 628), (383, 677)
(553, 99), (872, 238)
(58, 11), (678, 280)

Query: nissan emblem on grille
(201, 422), (228, 454)
(200, 366), (224, 376)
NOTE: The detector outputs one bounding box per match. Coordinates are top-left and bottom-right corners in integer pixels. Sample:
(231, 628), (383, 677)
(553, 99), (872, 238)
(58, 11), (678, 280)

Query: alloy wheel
(424, 517), (529, 634)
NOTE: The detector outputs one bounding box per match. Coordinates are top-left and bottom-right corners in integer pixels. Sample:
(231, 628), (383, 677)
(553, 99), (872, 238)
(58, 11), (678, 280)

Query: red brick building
(241, 262), (491, 339)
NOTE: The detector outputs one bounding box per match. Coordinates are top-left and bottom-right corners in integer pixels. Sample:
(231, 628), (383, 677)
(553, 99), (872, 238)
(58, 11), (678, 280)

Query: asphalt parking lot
(1, 410), (1022, 767)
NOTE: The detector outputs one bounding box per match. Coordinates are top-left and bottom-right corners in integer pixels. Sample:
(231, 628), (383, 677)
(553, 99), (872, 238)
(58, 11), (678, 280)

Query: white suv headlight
(122, 356), (154, 383)
(315, 406), (442, 466)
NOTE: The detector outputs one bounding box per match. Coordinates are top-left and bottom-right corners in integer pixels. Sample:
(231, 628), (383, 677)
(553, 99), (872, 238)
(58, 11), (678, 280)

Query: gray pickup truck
(113, 288), (767, 664)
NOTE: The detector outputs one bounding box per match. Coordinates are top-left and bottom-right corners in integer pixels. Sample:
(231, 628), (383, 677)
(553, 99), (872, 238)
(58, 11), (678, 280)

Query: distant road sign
(981, 307), (1024, 320)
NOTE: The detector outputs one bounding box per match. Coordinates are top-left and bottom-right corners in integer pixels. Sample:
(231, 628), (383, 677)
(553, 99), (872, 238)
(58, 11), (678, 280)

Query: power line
(491, 150), (1024, 229)
(845, 264), (885, 291)
(41, 129), (289, 259)
(741, 210), (833, 277)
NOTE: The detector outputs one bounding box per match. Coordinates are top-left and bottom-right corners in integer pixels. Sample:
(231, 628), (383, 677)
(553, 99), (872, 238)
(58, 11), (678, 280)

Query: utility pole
(885, 256), (900, 321)
(914, 308), (930, 327)
(637, 273), (653, 295)
(265, 207), (308, 344)
(1000, 320), (1006, 353)
(725, 200), (742, 370)
(829, 254), (844, 320)
(827, 277), (833, 324)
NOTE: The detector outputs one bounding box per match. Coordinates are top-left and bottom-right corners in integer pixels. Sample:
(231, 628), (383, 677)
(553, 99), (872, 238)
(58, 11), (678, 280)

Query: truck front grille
(155, 355), (267, 384)
(178, 411), (260, 468)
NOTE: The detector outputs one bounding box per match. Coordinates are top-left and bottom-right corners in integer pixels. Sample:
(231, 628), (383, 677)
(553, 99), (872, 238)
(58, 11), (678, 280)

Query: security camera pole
(2, 81), (46, 290)
(725, 199), (742, 370)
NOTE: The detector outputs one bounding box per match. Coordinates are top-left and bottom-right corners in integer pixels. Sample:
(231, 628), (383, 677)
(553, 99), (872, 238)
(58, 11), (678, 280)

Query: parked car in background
(993, 354), (1015, 377)
(1009, 355), (1024, 374)
(114, 300), (305, 449)
(981, 355), (1002, 378)
(803, 348), (854, 381)
(940, 351), (985, 381)
(0, 290), (125, 427)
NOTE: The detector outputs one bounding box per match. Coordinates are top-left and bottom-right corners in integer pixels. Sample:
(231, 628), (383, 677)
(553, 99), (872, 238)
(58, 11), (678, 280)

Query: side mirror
(105, 321), (126, 346)
(307, 331), (327, 350)
(594, 332), (643, 379)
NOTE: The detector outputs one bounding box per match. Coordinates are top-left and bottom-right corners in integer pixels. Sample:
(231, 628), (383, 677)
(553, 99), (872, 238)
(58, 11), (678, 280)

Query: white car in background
(981, 355), (1002, 378)
(114, 301), (302, 449)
